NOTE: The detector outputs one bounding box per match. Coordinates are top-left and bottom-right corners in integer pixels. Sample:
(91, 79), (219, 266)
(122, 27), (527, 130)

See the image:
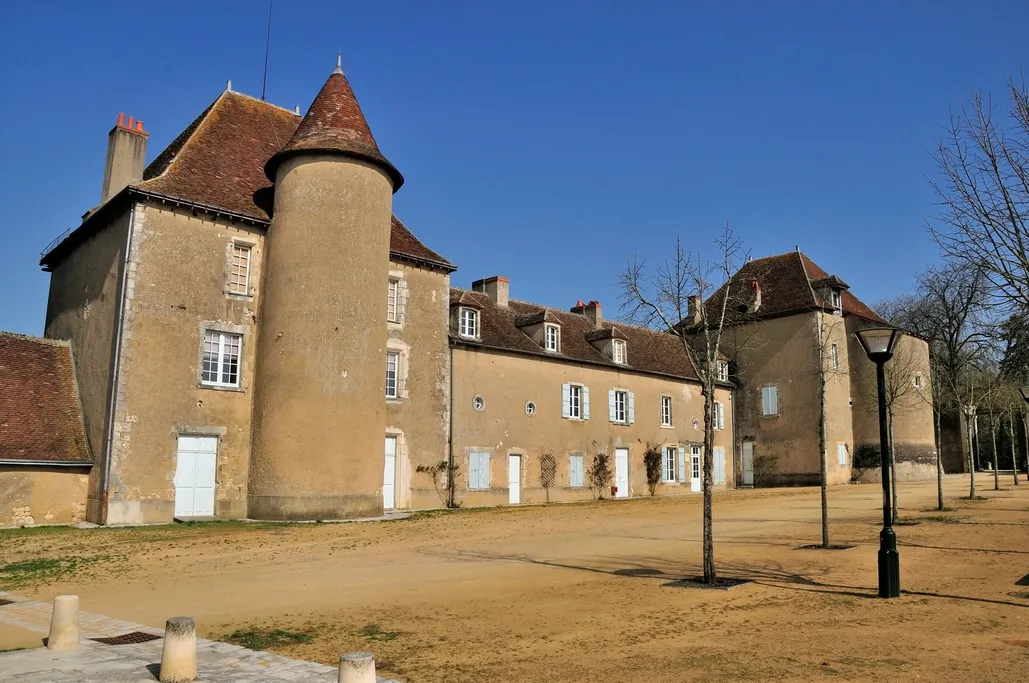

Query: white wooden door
(508, 454), (521, 504)
(614, 448), (629, 498)
(742, 441), (755, 486)
(174, 435), (217, 517)
(383, 436), (397, 510)
(690, 445), (702, 493)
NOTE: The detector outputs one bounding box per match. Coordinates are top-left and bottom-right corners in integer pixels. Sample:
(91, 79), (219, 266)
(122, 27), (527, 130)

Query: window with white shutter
(714, 447), (725, 485)
(677, 446), (687, 483)
(837, 443), (848, 466)
(610, 390), (629, 423)
(468, 452), (490, 490)
(660, 395), (672, 426)
(662, 447), (676, 482)
(569, 454), (584, 487)
(565, 384), (584, 419)
(582, 386), (590, 420)
(714, 402), (725, 430)
(761, 386), (779, 416)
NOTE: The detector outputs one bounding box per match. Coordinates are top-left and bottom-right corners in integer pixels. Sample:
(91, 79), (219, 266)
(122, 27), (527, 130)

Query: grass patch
(356, 623), (399, 642)
(920, 515), (964, 524)
(0, 555), (119, 589)
(224, 627), (315, 651)
(959, 495), (989, 501)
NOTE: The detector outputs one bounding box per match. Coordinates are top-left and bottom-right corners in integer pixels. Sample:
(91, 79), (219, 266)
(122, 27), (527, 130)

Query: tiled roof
(266, 65), (403, 189)
(705, 251), (888, 326)
(0, 333), (90, 464)
(44, 85), (449, 272)
(450, 289), (701, 381)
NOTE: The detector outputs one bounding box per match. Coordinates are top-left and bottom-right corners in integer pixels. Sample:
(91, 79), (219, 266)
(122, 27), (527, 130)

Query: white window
(608, 390), (635, 424)
(387, 279), (400, 322)
(229, 244), (251, 295)
(562, 383), (589, 420)
(837, 442), (848, 466)
(831, 290), (842, 309)
(714, 401), (725, 430)
(716, 361), (729, 381)
(544, 324), (560, 353)
(914, 374), (923, 390)
(201, 331), (241, 387)
(830, 343), (839, 370)
(663, 447), (677, 482)
(612, 339), (627, 364)
(661, 395), (672, 426)
(468, 452), (490, 490)
(459, 308), (478, 338)
(761, 385), (779, 416)
(385, 351), (400, 399)
(569, 454), (584, 487)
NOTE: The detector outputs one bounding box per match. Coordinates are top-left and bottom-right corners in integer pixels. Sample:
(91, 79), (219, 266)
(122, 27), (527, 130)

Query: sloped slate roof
(44, 85), (449, 271)
(266, 68), (403, 189)
(450, 289), (701, 381)
(0, 333), (90, 464)
(705, 251), (888, 326)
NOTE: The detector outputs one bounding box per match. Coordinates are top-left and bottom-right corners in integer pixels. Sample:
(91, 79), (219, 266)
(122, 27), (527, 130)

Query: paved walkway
(0, 592), (400, 682)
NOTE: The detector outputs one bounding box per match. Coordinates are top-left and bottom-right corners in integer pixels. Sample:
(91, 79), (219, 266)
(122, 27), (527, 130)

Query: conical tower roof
(265, 57), (403, 190)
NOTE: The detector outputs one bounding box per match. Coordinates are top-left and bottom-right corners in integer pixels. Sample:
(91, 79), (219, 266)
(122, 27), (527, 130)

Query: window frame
(387, 278), (400, 323)
(914, 373), (923, 390)
(831, 290), (842, 310)
(714, 401), (725, 430)
(459, 307), (479, 339)
(761, 385), (779, 417)
(385, 350), (400, 399)
(612, 339), (627, 364)
(830, 343), (840, 370)
(201, 329), (243, 388)
(544, 324), (560, 353)
(660, 395), (672, 427)
(662, 446), (677, 483)
(568, 384), (582, 419)
(228, 243), (252, 296)
(716, 360), (729, 382)
(613, 390), (627, 423)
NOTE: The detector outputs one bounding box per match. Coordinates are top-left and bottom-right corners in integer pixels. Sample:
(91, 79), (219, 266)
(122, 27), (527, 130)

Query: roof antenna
(261, 0), (273, 101)
(334, 51), (343, 75)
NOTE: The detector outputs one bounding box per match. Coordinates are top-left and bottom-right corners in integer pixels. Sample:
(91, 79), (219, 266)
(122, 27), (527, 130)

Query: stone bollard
(339, 651), (376, 683)
(159, 617), (197, 683)
(47, 595), (80, 650)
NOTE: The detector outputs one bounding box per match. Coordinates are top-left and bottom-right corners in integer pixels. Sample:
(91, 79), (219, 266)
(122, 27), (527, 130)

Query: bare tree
(810, 311), (847, 547)
(929, 76), (1029, 310)
(619, 224), (748, 584)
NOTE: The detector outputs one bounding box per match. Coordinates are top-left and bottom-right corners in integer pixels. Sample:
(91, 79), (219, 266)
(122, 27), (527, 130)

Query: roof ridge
(225, 89), (301, 118)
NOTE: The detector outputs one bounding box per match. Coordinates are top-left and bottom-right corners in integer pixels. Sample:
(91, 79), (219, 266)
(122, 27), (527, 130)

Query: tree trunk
(1009, 412), (1019, 487)
(935, 406), (944, 510)
(888, 412), (898, 520)
(702, 383), (716, 583)
(974, 414), (982, 472)
(990, 412), (999, 491)
(818, 370), (829, 548)
(967, 412), (977, 498)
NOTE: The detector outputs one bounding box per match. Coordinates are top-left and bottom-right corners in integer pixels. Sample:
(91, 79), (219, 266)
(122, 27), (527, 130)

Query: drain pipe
(99, 201), (136, 525)
(447, 343), (455, 508)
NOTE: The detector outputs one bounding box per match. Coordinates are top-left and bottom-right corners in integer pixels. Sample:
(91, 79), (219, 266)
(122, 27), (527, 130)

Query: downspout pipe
(447, 343), (455, 508)
(100, 202), (135, 525)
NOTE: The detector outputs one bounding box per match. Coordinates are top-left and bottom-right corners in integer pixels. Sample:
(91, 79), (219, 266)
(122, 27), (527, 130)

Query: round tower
(248, 58), (404, 520)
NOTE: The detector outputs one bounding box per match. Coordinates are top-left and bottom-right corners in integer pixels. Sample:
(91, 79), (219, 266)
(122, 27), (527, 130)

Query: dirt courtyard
(2, 477), (1028, 682)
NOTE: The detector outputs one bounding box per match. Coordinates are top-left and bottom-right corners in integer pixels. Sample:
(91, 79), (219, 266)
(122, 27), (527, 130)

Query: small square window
(202, 330), (242, 387)
(661, 395), (672, 427)
(459, 308), (478, 338)
(914, 374), (923, 390)
(612, 339), (627, 364)
(387, 279), (400, 322)
(544, 324), (560, 353)
(229, 244), (251, 295)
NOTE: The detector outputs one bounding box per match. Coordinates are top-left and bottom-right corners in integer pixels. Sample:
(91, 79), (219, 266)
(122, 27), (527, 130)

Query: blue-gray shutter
(562, 384), (571, 418)
(627, 392), (635, 424)
(608, 390), (616, 422)
(677, 447), (687, 483)
(582, 386), (590, 420)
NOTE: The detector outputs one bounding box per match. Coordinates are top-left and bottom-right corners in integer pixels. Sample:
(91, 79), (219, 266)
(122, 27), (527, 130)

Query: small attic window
(830, 290), (842, 310)
(612, 339), (627, 364)
(459, 308), (479, 339)
(544, 324), (560, 353)
(717, 361), (729, 382)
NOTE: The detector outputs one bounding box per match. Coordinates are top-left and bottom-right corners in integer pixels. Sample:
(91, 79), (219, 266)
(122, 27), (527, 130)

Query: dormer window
(544, 324), (560, 353)
(716, 361), (729, 382)
(612, 339), (627, 364)
(459, 308), (479, 339)
(830, 290), (842, 310)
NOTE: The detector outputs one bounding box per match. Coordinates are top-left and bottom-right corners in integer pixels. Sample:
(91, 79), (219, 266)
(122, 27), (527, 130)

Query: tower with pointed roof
(248, 59), (403, 519)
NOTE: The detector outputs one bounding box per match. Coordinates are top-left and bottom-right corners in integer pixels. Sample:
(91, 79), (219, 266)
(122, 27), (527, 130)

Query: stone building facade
(8, 61), (736, 526)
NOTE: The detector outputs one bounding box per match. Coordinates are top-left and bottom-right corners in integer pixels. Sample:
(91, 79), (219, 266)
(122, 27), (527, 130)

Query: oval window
(473, 395), (485, 412)
(525, 401), (536, 416)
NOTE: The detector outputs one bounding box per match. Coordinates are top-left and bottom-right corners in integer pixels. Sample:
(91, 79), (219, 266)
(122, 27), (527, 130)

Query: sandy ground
(1, 476), (1028, 682)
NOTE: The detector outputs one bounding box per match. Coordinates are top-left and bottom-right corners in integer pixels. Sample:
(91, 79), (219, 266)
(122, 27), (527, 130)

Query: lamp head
(855, 325), (903, 364)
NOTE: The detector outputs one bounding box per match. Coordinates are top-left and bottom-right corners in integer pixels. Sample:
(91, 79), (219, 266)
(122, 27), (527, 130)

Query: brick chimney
(472, 276), (509, 308)
(101, 113), (148, 204)
(748, 279), (762, 313)
(687, 295), (703, 325)
(570, 300), (602, 327)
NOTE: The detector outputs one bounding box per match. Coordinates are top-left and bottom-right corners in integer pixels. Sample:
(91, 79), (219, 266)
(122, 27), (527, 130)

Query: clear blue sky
(1, 1), (1026, 335)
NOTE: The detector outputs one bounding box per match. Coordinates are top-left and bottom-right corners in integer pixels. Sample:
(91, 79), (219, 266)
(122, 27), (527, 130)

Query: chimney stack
(748, 279), (762, 313)
(571, 300), (602, 327)
(687, 295), (703, 325)
(472, 276), (509, 308)
(101, 113), (148, 204)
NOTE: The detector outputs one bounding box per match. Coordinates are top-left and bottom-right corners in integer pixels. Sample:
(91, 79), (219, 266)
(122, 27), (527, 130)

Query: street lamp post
(855, 325), (904, 599)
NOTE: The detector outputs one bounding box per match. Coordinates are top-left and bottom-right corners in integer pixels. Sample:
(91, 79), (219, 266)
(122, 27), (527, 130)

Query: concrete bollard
(47, 595), (80, 650)
(159, 617), (197, 683)
(339, 651), (376, 683)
